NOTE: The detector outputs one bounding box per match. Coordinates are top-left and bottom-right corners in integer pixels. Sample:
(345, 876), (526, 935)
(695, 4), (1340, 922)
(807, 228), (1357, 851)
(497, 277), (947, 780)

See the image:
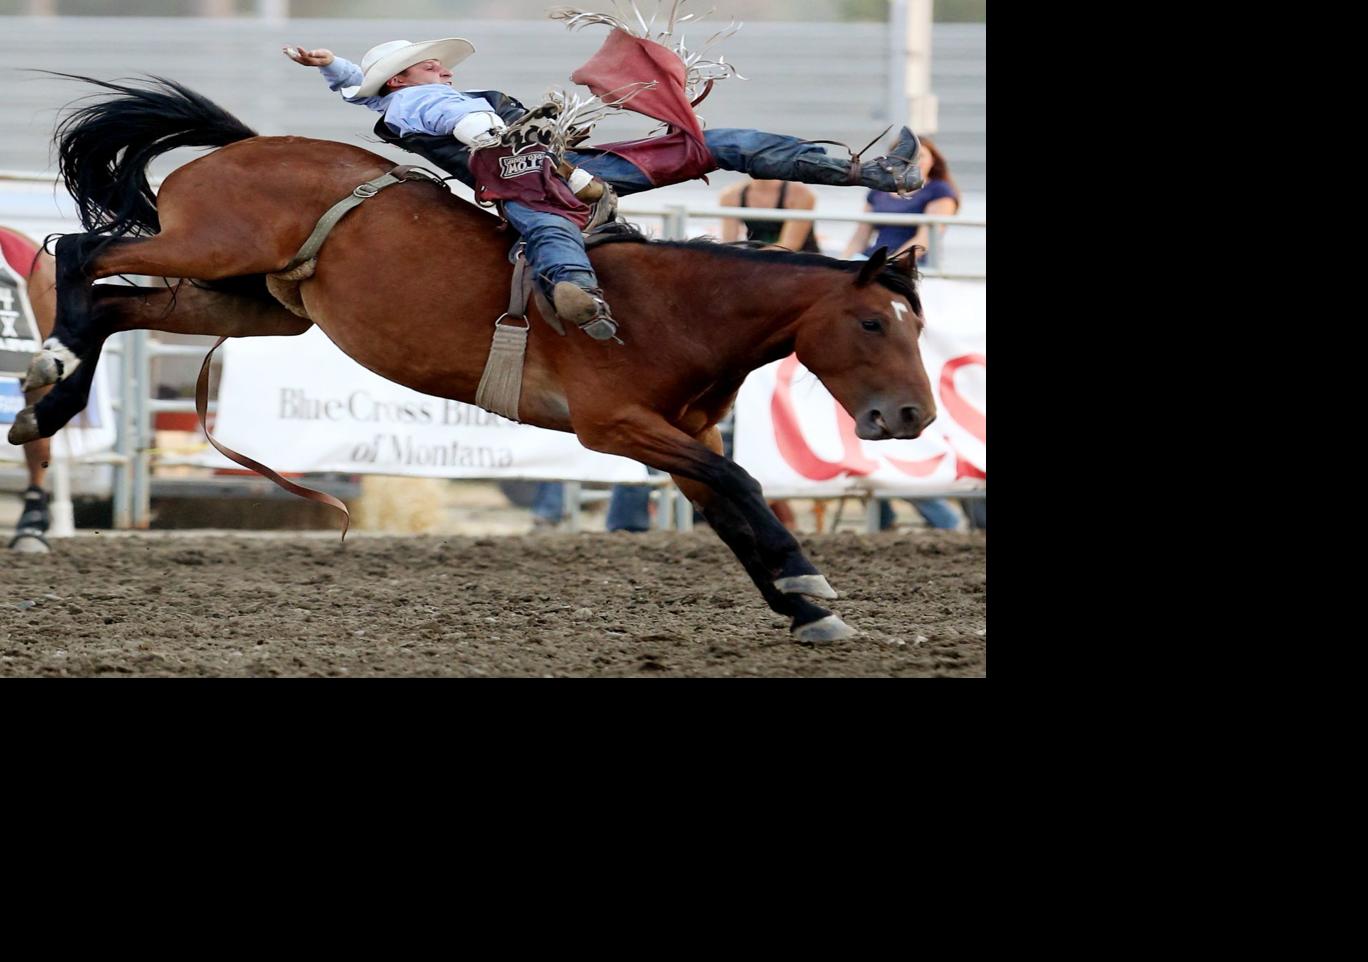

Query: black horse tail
(48, 72), (257, 239)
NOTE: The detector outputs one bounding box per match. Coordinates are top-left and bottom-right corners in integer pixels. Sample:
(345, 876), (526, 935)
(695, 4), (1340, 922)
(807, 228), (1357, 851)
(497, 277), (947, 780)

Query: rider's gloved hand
(567, 167), (604, 201)
(452, 111), (508, 149)
(283, 46), (334, 67)
(553, 159), (603, 201)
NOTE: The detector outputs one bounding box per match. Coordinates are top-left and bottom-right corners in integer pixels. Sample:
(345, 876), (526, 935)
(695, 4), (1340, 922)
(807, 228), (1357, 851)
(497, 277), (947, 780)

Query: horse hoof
(792, 614), (856, 643)
(22, 352), (65, 391)
(8, 531), (51, 554)
(7, 408), (41, 445)
(774, 574), (838, 600)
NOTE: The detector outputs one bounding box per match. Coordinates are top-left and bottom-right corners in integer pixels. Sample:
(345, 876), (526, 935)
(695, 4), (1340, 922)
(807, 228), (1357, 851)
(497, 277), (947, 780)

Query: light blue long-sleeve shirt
(319, 57), (495, 138)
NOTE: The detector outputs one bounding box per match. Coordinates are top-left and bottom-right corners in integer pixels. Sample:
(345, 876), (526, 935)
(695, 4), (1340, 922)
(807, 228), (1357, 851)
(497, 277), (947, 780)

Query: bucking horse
(6, 64), (938, 642)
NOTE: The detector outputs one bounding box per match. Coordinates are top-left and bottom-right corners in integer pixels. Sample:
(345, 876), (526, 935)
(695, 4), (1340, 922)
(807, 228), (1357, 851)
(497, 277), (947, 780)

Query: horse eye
(861, 318), (883, 332)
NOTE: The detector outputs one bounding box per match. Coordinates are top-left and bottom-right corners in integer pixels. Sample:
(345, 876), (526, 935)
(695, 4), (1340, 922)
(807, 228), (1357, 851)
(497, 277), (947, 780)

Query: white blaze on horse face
(891, 299), (909, 324)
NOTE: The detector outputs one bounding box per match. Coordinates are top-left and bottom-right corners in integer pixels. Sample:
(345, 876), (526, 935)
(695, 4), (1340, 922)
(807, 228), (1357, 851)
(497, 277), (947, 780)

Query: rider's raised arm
(317, 56), (390, 109)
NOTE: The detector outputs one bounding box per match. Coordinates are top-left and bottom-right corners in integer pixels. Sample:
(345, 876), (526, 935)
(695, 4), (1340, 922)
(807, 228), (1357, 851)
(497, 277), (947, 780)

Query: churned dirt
(1, 530), (986, 677)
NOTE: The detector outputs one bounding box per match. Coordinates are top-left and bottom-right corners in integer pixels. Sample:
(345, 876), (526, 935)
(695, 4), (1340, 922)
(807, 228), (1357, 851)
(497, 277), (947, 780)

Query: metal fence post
(656, 484), (674, 531)
(674, 488), (694, 531)
(663, 204), (687, 241)
(563, 480), (582, 533)
(132, 329), (152, 528)
(865, 497), (882, 533)
(49, 432), (75, 538)
(111, 334), (133, 529)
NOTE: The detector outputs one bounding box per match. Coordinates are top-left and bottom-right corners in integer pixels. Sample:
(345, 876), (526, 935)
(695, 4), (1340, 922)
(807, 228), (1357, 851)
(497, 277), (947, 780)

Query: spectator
(718, 177), (822, 253)
(840, 135), (959, 268)
(961, 496), (986, 530)
(605, 480), (652, 532)
(840, 136), (962, 532)
(529, 479), (564, 529)
(529, 479), (654, 532)
(2, 225), (55, 546)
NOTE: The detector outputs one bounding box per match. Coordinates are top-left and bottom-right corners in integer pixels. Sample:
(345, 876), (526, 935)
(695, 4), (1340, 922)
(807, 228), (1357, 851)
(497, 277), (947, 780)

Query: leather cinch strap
(281, 164), (447, 272)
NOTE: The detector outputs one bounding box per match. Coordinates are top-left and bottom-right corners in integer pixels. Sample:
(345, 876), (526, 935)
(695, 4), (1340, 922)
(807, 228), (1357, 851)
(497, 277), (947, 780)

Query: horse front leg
(575, 414), (854, 642)
(670, 471), (852, 642)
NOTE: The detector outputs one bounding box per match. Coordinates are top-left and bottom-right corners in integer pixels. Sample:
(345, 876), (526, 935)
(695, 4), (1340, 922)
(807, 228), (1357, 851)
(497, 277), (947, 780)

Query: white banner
(733, 278), (985, 498)
(196, 326), (650, 482)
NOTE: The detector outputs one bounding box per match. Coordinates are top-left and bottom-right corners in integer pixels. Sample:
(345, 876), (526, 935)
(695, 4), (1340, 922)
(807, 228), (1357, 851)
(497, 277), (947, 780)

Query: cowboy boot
(552, 283), (619, 341)
(792, 126), (925, 195)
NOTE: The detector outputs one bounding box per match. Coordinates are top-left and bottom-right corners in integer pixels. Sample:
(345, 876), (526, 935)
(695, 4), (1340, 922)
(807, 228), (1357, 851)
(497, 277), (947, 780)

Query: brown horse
(1, 226), (57, 539)
(10, 77), (937, 642)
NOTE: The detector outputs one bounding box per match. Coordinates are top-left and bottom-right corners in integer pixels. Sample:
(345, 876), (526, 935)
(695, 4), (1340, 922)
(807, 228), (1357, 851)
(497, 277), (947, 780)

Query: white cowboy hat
(341, 38), (476, 98)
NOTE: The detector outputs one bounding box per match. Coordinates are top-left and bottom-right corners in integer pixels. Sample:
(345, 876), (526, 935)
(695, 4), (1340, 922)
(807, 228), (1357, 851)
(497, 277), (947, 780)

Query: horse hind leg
(23, 231), (289, 392)
(21, 232), (109, 391)
(11, 278), (310, 444)
(8, 333), (106, 445)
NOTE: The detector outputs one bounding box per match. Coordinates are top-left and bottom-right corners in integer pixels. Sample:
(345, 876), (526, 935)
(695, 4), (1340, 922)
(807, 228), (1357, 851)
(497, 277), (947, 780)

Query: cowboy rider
(285, 38), (924, 343)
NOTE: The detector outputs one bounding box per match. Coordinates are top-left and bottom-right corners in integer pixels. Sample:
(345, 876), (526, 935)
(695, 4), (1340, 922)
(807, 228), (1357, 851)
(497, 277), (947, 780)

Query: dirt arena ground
(1, 529), (985, 677)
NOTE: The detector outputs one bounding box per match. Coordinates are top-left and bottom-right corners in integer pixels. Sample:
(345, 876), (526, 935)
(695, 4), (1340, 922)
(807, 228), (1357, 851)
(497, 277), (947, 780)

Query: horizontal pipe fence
(2, 169), (984, 533)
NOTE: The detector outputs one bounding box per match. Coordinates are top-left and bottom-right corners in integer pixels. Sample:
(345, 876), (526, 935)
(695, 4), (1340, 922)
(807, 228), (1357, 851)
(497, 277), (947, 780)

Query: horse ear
(889, 247), (918, 277)
(855, 246), (889, 287)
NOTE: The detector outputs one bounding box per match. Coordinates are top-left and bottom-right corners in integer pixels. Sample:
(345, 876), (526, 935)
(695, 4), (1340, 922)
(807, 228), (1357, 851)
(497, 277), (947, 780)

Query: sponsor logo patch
(499, 152), (550, 179)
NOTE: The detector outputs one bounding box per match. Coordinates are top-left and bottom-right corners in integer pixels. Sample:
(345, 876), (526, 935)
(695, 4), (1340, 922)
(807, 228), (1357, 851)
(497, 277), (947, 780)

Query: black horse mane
(587, 221), (921, 310)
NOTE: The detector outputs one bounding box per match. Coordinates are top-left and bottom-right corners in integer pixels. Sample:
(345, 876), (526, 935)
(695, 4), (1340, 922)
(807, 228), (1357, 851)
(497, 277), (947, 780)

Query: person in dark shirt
(841, 136), (959, 268)
(718, 178), (822, 253)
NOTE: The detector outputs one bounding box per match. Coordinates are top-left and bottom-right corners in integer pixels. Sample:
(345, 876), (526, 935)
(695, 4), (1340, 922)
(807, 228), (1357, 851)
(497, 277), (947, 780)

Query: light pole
(888, 0), (939, 133)
(256, 0), (289, 22)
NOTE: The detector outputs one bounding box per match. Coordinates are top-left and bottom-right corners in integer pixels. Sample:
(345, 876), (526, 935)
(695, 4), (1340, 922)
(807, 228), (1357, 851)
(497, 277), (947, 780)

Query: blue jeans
(606, 486), (651, 532)
(509, 128), (827, 296)
(569, 128), (824, 195)
(961, 497), (986, 530)
(530, 481), (653, 531)
(531, 480), (564, 523)
(502, 202), (598, 294)
(879, 498), (961, 531)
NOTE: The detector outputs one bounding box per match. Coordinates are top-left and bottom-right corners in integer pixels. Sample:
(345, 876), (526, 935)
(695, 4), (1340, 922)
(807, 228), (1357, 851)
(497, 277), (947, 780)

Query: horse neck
(670, 251), (829, 371)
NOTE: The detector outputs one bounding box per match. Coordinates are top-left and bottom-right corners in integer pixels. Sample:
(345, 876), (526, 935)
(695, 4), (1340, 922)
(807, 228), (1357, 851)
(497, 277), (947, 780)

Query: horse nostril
(900, 405), (920, 426)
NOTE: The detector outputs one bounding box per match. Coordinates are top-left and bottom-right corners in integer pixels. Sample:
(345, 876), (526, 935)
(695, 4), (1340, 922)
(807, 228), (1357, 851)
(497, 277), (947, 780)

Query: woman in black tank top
(726, 179), (823, 253)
